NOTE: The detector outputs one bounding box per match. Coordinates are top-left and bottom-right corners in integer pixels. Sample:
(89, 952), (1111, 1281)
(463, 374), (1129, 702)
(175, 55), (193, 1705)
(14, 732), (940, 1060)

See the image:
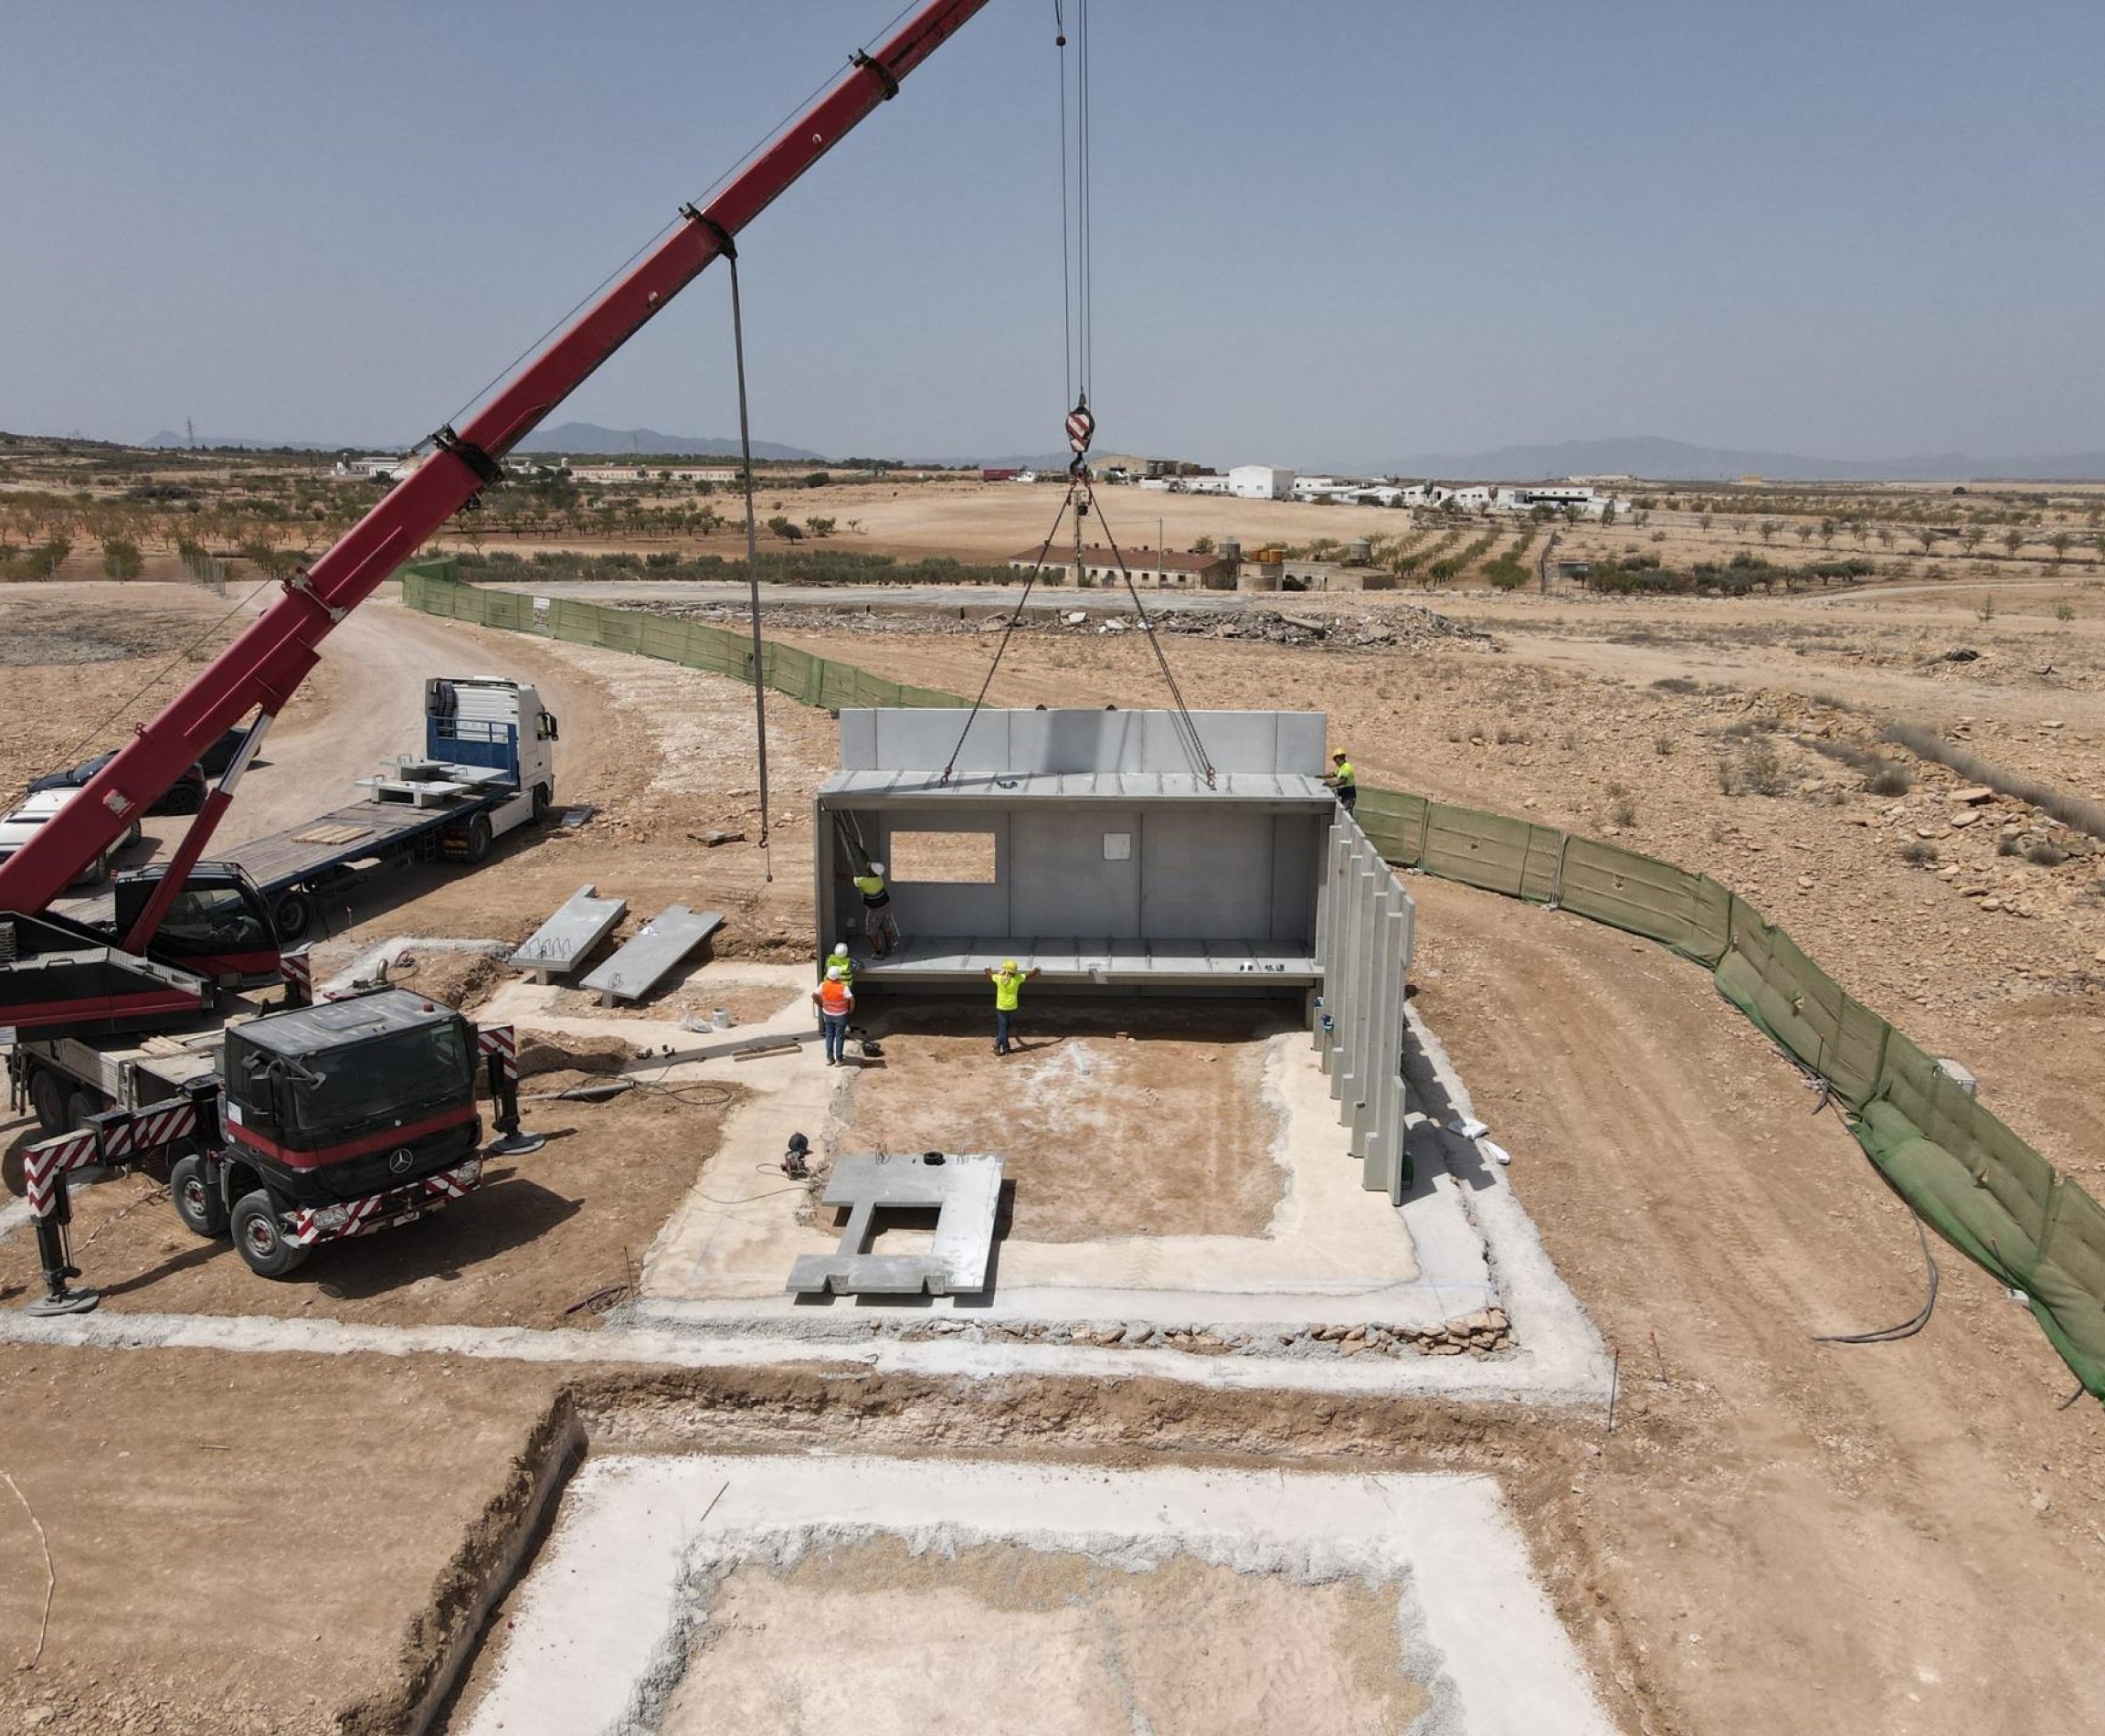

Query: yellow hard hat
(1002, 959), (1018, 972)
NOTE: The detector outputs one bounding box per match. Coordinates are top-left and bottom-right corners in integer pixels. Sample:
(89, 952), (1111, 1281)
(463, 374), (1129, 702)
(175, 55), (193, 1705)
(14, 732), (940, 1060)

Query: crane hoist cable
(684, 206), (774, 879)
(942, 0), (1215, 786)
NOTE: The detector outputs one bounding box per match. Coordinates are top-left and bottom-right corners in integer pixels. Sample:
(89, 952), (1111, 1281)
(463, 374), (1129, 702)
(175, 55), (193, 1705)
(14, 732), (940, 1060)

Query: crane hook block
(1066, 400), (1095, 457)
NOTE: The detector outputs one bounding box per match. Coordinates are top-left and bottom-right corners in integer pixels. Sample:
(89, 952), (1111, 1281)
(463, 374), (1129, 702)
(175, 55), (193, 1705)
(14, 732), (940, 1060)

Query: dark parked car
(28, 727), (251, 817)
(29, 749), (207, 816)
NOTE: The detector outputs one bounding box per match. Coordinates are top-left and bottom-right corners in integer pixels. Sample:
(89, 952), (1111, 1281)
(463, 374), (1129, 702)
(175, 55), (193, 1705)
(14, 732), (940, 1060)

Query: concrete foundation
(459, 1455), (1619, 1736)
(438, 944), (1612, 1399)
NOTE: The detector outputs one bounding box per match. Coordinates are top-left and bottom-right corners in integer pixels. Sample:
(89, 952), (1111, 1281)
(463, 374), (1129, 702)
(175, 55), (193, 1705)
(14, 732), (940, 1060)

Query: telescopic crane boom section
(0, 0), (990, 922)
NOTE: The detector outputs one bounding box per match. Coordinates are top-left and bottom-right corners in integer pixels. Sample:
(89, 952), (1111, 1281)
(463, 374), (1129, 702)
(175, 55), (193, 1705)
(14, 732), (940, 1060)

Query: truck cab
(210, 989), (484, 1275)
(420, 676), (558, 830)
(112, 863), (280, 990)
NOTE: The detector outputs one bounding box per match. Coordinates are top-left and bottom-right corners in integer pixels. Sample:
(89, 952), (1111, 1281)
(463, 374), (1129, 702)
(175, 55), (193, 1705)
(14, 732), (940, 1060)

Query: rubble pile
(625, 597), (1495, 654)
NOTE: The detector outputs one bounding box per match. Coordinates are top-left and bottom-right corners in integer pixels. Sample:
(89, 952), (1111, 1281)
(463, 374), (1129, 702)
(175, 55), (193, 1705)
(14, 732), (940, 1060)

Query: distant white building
(1486, 483), (1621, 519)
(572, 464), (738, 486)
(335, 453), (410, 482)
(1175, 474), (1234, 495)
(1229, 464), (1295, 500)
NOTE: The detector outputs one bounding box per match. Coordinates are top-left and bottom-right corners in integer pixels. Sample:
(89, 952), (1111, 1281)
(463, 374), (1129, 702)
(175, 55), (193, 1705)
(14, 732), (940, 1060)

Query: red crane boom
(0, 0), (989, 921)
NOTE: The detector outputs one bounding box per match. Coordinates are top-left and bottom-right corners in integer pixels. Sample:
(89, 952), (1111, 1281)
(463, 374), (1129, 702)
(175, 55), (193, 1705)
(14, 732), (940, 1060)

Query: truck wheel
(170, 1154), (228, 1237)
(273, 891), (313, 944)
(230, 1189), (307, 1278)
(532, 783), (553, 821)
(27, 1068), (67, 1137)
(463, 814), (493, 865)
(65, 1089), (105, 1133)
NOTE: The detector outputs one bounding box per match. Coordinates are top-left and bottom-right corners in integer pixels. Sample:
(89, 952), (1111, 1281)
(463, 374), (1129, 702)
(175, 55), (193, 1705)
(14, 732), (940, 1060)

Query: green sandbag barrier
(400, 558), (2105, 1396)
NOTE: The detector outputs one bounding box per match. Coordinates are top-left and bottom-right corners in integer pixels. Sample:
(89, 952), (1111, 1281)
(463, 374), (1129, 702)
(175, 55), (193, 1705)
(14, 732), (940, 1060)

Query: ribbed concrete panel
(1310, 814), (1416, 1192)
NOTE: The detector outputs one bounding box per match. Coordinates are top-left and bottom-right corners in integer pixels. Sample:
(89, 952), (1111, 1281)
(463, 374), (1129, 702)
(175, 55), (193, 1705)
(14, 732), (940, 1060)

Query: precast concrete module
(815, 708), (1338, 993)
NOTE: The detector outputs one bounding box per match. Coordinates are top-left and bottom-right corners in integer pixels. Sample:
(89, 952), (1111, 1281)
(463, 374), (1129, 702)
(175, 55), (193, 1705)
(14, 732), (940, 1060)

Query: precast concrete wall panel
(1269, 814), (1322, 938)
(1010, 809), (1143, 936)
(1310, 815), (1416, 1191)
(1138, 809), (1277, 939)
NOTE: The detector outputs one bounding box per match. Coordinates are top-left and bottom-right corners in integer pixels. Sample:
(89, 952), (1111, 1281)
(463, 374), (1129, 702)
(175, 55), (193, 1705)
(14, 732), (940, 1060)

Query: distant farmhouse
(572, 464), (738, 486)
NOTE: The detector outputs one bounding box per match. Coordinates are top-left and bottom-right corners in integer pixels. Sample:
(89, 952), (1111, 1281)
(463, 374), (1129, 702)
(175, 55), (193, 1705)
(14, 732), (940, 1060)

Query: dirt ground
(0, 1345), (562, 1736)
(0, 1077), (733, 1328)
(3, 560), (2103, 1734)
(1408, 874), (2105, 1736)
(838, 1000), (1289, 1242)
(658, 1539), (1425, 1736)
(766, 607), (2104, 1177)
(0, 583), (333, 820)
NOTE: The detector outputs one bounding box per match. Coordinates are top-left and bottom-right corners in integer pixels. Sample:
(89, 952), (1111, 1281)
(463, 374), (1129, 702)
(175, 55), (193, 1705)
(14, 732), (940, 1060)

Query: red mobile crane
(2, 0), (992, 1310)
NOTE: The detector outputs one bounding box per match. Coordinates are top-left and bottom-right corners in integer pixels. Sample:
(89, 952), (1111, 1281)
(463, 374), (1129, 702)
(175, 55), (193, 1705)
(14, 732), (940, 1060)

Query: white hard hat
(867, 862), (883, 875)
(825, 966), (842, 980)
(831, 942), (849, 958)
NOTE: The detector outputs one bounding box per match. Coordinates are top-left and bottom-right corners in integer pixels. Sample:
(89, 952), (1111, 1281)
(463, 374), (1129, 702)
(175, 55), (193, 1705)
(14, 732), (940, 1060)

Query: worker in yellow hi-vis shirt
(846, 860), (900, 956)
(985, 958), (1042, 1056)
(1323, 750), (1358, 815)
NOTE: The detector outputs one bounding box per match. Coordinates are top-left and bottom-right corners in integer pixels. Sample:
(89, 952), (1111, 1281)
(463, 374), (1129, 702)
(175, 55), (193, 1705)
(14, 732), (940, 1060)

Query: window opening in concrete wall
(888, 829), (999, 884)
(1103, 831), (1132, 861)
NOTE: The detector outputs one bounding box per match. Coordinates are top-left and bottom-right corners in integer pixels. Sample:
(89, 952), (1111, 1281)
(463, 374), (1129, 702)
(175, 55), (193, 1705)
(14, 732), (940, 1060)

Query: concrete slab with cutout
(788, 1151), (1004, 1297)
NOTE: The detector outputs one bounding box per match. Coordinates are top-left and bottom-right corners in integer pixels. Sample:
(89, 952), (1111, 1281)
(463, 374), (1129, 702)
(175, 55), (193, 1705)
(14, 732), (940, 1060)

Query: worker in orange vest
(812, 965), (854, 1065)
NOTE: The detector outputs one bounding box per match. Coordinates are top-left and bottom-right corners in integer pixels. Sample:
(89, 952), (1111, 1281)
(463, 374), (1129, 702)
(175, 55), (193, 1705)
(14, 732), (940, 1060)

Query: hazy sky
(4, 1), (2101, 471)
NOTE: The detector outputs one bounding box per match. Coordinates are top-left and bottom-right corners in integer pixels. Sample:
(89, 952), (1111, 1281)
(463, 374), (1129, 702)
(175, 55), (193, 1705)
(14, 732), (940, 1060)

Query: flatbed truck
(51, 675), (557, 945)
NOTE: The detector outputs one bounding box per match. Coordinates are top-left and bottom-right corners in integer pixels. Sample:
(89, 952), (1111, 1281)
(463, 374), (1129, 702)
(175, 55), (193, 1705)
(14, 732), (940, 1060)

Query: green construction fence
(402, 556), (2105, 1396)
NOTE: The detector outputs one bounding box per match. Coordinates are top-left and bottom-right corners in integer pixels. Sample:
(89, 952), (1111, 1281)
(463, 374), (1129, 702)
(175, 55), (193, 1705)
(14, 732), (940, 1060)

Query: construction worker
(985, 958), (1041, 1055)
(1324, 750), (1358, 814)
(812, 966), (854, 1065)
(825, 940), (856, 991)
(849, 859), (900, 956)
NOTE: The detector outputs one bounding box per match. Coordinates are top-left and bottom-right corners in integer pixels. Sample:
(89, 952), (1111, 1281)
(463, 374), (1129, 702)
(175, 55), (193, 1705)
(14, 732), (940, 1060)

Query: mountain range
(124, 427), (2105, 482)
(509, 422), (826, 462)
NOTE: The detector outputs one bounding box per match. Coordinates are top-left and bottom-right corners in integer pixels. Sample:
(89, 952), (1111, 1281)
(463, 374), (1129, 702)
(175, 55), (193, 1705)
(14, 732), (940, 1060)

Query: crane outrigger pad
(0, 911), (209, 1036)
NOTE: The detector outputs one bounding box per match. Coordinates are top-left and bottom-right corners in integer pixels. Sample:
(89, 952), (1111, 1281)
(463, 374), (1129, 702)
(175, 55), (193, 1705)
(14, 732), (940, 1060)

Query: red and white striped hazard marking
(23, 1131), (101, 1220)
(478, 1024), (520, 1084)
(285, 1162), (481, 1245)
(1066, 407), (1095, 453)
(281, 949), (314, 998)
(98, 1100), (200, 1163)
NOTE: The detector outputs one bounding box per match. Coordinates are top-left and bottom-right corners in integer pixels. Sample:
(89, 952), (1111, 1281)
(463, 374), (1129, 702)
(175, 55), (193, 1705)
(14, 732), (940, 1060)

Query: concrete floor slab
(458, 1454), (1619, 1736)
(638, 1026), (1490, 1338)
(432, 968), (1607, 1387)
